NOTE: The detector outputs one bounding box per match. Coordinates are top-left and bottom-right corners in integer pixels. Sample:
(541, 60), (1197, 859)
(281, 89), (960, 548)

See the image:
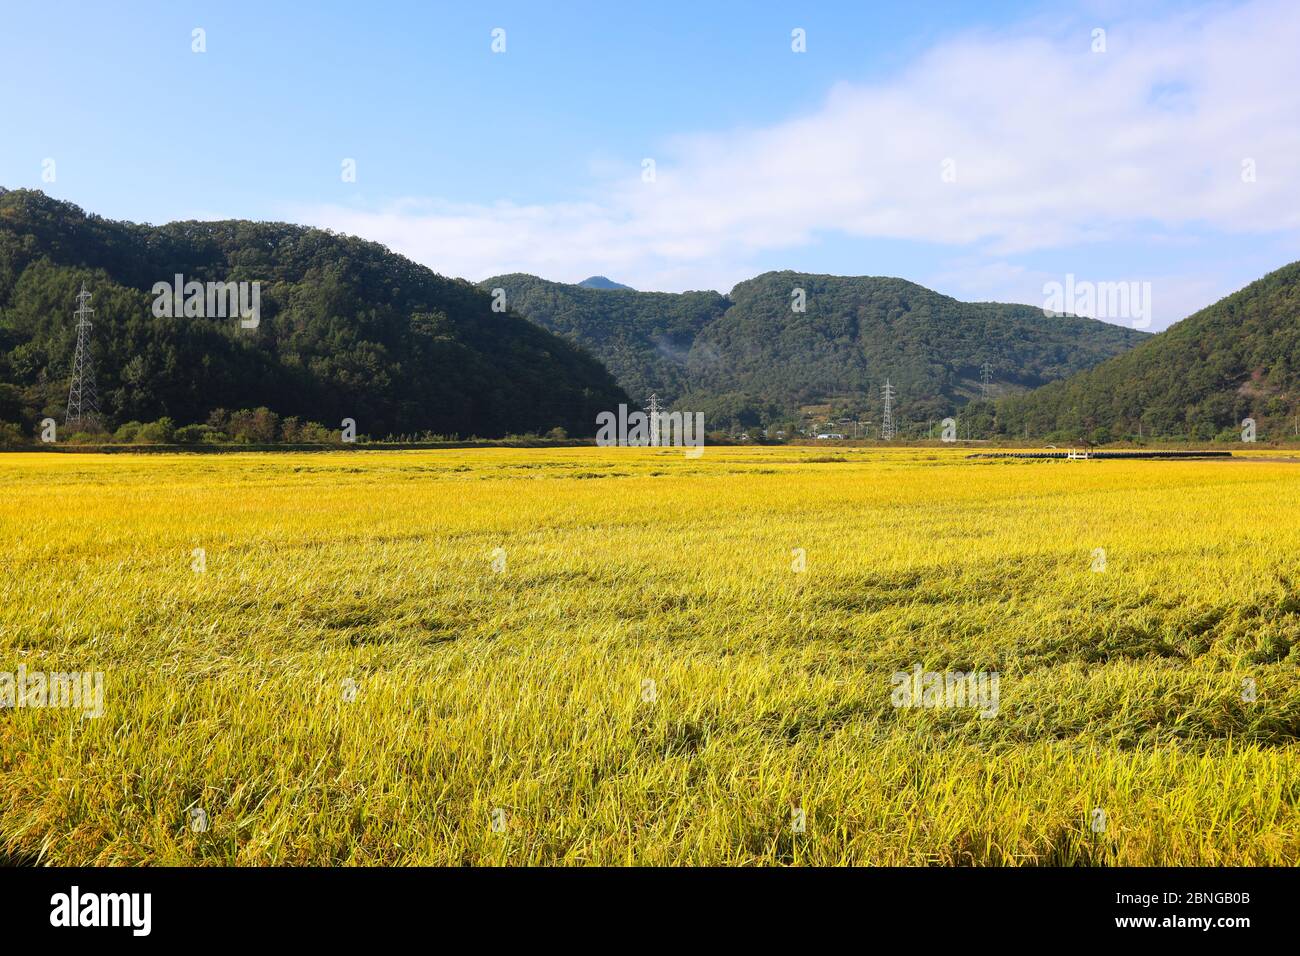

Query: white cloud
(926, 259), (1227, 331)
(297, 0), (1300, 308)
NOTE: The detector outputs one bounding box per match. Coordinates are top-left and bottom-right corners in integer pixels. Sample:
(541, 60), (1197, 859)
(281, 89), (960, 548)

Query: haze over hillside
(484, 271), (1148, 429)
(0, 189), (627, 438)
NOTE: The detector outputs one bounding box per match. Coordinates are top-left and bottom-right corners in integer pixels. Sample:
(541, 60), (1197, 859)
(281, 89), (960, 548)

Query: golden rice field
(1, 445), (1299, 865)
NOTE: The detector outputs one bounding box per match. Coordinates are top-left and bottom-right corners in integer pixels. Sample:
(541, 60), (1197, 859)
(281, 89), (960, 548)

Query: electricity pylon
(646, 393), (661, 446)
(65, 283), (100, 431)
(880, 380), (896, 440)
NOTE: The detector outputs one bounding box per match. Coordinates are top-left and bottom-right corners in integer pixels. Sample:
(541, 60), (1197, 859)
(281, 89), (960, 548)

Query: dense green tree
(484, 271), (1147, 427)
(0, 189), (627, 437)
(481, 273), (728, 404)
(995, 261), (1300, 440)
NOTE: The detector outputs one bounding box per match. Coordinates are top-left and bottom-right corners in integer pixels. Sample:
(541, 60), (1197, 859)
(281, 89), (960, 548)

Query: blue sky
(3, 0), (1299, 330)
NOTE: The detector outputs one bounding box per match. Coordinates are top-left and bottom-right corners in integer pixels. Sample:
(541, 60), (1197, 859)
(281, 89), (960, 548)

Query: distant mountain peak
(578, 276), (634, 291)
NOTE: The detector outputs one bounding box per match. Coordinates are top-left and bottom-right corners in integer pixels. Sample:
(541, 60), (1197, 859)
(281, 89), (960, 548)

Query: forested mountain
(482, 273), (729, 404)
(994, 261), (1300, 442)
(484, 270), (1148, 428)
(0, 189), (627, 438)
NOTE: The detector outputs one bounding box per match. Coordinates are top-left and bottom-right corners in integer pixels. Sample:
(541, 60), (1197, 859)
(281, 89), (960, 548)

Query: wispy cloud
(297, 0), (1300, 316)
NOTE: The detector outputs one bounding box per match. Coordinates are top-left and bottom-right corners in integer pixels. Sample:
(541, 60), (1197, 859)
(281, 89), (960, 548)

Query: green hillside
(485, 270), (1148, 429)
(996, 261), (1300, 442)
(482, 273), (728, 405)
(0, 189), (627, 439)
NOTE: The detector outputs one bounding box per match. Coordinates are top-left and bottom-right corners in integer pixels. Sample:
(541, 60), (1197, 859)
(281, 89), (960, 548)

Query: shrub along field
(1, 446), (1298, 865)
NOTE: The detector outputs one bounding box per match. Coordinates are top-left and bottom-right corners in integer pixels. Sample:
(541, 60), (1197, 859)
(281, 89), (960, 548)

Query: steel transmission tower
(880, 380), (896, 440)
(65, 283), (100, 431)
(646, 393), (661, 446)
(980, 362), (993, 400)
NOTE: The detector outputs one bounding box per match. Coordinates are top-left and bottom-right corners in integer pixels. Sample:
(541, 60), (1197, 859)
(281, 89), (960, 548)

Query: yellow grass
(1, 446), (1298, 865)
